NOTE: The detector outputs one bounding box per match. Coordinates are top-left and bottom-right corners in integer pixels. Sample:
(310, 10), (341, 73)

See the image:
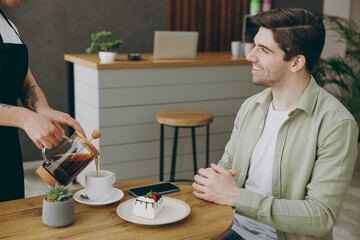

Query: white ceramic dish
(116, 197), (190, 225)
(74, 188), (124, 206)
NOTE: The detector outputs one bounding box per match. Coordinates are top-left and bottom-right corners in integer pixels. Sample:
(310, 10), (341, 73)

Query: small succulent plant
(46, 183), (72, 202)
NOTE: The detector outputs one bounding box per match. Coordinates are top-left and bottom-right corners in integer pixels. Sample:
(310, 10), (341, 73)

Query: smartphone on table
(129, 182), (180, 197)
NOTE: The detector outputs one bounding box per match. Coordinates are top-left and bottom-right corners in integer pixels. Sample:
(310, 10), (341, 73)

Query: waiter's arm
(21, 68), (50, 112)
(0, 95), (63, 149)
(0, 68), (84, 149)
(21, 68), (85, 136)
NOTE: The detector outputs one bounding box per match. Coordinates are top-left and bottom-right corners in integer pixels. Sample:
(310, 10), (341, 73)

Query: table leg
(160, 124), (164, 181)
(206, 125), (210, 167)
(191, 127), (198, 175)
(170, 127), (179, 182)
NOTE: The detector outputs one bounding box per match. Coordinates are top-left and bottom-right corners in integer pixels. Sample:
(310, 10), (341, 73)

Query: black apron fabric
(0, 8), (28, 202)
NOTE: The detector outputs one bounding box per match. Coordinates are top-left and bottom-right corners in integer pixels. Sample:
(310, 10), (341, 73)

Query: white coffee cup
(85, 170), (116, 202)
(244, 42), (255, 57)
(231, 41), (244, 57)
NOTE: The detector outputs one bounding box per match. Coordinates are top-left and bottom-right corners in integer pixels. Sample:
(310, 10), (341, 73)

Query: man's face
(0, 0), (21, 7)
(246, 27), (292, 88)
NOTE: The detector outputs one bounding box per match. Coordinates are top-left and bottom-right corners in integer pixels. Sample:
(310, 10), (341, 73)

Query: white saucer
(74, 188), (124, 206)
(116, 197), (190, 225)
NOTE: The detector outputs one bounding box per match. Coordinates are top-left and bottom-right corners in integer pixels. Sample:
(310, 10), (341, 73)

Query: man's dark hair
(251, 8), (325, 72)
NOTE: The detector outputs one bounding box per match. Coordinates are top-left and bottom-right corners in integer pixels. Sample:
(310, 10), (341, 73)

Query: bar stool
(156, 110), (213, 182)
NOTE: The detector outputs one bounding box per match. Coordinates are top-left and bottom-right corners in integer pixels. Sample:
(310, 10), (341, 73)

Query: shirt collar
(294, 75), (320, 116)
(255, 88), (272, 111)
(254, 75), (320, 116)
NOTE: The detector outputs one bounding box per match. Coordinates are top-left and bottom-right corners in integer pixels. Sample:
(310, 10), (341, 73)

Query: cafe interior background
(2, 0), (359, 237)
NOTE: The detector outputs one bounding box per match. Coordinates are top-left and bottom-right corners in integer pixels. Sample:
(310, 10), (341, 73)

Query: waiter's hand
(192, 163), (241, 207)
(22, 111), (65, 149)
(22, 107), (85, 149)
(37, 107), (86, 137)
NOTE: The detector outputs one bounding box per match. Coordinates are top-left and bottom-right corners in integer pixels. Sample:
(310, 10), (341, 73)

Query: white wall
(349, 0), (360, 26)
(321, 0), (351, 59)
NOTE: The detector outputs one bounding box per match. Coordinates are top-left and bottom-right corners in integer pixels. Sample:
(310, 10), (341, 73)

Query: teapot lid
(75, 131), (100, 157)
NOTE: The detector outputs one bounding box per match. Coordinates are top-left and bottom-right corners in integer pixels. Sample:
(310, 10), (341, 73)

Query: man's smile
(252, 64), (264, 71)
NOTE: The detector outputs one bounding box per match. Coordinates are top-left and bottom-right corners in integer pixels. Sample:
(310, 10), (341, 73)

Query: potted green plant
(311, 15), (360, 142)
(86, 31), (123, 63)
(42, 183), (75, 227)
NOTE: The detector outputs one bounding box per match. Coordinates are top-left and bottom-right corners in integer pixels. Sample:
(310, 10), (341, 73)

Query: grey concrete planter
(42, 196), (75, 227)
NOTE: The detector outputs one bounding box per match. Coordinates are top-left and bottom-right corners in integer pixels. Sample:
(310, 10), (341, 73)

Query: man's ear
(290, 55), (306, 73)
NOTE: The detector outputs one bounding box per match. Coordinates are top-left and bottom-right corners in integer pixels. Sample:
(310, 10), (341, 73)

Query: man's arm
(193, 163), (240, 206)
(236, 119), (358, 237)
(193, 119), (358, 237)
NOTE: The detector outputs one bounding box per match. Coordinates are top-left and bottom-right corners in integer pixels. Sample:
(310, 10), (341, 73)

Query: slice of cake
(132, 190), (163, 219)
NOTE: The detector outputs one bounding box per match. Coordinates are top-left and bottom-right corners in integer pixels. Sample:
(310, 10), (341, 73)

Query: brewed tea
(95, 157), (99, 177)
(43, 153), (94, 186)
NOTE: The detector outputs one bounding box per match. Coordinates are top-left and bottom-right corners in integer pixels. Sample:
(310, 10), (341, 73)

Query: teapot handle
(42, 135), (72, 162)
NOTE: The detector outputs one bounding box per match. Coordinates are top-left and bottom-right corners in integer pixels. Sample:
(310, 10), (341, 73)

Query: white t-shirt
(245, 102), (291, 195)
(233, 102), (291, 240)
(0, 13), (22, 44)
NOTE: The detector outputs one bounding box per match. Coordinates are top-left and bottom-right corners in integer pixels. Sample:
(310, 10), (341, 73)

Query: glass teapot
(36, 130), (101, 186)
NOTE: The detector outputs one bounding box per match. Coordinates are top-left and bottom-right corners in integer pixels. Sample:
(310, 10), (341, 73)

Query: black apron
(0, 8), (28, 202)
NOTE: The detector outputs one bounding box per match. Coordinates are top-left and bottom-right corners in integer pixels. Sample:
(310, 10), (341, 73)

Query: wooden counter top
(64, 52), (250, 70)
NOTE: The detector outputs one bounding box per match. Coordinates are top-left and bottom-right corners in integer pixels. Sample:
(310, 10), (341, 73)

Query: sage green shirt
(218, 76), (358, 240)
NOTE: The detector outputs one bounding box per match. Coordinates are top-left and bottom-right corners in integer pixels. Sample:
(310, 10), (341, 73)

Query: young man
(192, 8), (358, 240)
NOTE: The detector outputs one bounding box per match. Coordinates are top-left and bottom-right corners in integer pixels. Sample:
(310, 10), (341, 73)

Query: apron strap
(0, 8), (24, 44)
(0, 9), (3, 43)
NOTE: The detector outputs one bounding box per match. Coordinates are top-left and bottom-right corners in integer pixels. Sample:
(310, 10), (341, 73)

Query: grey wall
(2, 0), (322, 161)
(2, 0), (167, 161)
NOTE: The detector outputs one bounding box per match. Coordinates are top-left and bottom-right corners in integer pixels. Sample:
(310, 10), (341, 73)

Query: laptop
(153, 31), (199, 59)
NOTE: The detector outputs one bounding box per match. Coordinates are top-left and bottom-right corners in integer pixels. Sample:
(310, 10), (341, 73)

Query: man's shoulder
(311, 88), (359, 142)
(316, 87), (356, 123)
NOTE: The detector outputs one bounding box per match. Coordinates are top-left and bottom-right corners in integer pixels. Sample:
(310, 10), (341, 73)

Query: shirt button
(241, 173), (245, 177)
(259, 124), (263, 129)
(247, 148), (251, 153)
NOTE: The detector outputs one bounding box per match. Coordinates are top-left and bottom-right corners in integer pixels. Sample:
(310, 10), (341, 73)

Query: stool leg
(170, 127), (179, 182)
(191, 127), (198, 175)
(206, 125), (210, 168)
(160, 124), (164, 181)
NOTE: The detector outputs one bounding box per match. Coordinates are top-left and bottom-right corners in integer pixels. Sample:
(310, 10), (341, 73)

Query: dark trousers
(222, 230), (245, 240)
